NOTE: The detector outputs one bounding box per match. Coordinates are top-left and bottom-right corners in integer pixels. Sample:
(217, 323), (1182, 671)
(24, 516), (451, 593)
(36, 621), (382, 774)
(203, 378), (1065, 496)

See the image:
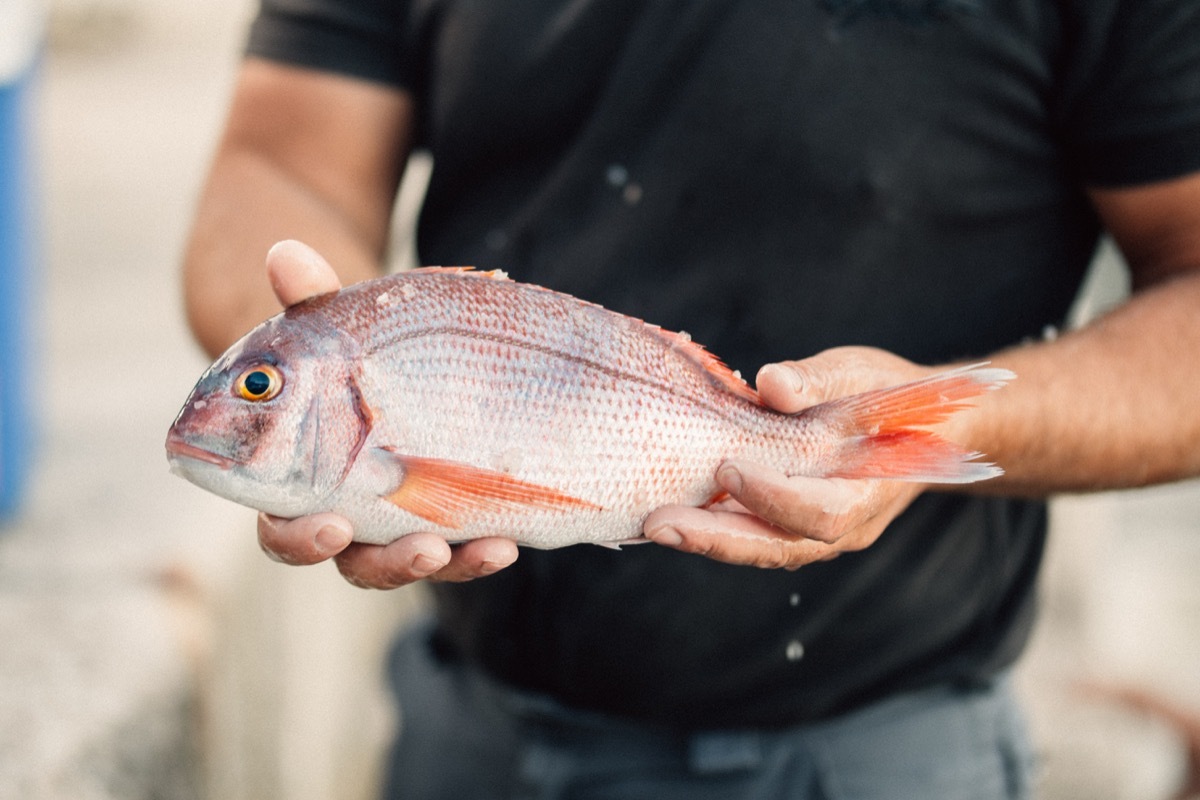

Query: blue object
(0, 11), (40, 521)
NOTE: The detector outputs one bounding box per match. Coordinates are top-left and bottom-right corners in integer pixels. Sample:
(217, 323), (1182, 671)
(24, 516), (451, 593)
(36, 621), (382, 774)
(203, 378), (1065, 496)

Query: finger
(753, 362), (812, 413)
(425, 538), (519, 583)
(266, 239), (342, 307)
(704, 495), (750, 514)
(644, 505), (836, 569)
(715, 459), (879, 543)
(258, 512), (354, 565)
(755, 346), (916, 412)
(334, 533), (453, 589)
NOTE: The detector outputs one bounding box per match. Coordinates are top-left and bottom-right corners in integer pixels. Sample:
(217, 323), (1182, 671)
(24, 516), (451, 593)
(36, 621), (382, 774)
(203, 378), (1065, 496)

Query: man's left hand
(643, 347), (935, 569)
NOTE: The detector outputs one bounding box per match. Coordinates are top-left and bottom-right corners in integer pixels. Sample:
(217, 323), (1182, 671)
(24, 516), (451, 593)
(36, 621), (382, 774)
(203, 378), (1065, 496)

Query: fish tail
(808, 364), (1014, 483)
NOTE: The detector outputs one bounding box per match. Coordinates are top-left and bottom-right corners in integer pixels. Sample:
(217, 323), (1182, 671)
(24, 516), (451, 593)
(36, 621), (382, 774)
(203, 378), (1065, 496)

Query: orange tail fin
(805, 364), (1013, 483)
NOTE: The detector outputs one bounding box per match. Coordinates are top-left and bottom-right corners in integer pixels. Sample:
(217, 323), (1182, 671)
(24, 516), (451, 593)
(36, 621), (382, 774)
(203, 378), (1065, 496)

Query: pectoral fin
(379, 449), (600, 529)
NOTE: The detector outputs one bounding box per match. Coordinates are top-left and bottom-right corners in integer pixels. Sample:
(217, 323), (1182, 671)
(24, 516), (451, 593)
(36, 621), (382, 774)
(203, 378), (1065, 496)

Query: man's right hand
(256, 240), (520, 588)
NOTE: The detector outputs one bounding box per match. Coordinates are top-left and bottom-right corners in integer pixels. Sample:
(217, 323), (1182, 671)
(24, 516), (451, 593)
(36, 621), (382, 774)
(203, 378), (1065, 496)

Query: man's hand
(256, 240), (519, 588)
(643, 347), (936, 569)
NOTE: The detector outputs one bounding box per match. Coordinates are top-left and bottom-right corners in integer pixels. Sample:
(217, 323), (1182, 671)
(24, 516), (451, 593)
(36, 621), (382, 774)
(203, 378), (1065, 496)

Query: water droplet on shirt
(485, 229), (509, 251)
(789, 593), (800, 607)
(785, 640), (805, 662)
(606, 164), (629, 187)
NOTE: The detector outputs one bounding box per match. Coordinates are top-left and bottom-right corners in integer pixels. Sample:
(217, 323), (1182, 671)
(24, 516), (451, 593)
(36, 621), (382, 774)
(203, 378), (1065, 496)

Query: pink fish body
(166, 269), (1010, 549)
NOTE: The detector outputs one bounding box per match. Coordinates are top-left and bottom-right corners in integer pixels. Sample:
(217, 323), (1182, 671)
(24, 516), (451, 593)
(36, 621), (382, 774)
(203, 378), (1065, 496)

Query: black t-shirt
(247, 0), (1200, 727)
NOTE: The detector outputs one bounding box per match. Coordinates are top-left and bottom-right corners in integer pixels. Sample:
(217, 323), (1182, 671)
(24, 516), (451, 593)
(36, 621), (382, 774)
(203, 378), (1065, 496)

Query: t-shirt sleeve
(245, 0), (419, 90)
(1065, 0), (1200, 187)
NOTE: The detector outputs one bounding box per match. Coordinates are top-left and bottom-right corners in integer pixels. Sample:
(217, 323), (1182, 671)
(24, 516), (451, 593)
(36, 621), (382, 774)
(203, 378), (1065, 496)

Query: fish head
(166, 308), (371, 518)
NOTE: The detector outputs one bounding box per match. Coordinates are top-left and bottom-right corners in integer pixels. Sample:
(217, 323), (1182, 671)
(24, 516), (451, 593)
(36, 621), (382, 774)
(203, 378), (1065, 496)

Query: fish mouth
(165, 430), (237, 470)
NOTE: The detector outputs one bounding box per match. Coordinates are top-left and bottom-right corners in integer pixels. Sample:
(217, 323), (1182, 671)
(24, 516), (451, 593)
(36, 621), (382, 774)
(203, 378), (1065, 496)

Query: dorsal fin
(409, 266), (510, 280)
(652, 327), (761, 404)
(405, 268), (758, 403)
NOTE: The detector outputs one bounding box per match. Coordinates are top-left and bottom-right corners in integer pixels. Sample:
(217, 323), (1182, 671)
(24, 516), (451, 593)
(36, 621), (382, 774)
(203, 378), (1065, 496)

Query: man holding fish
(178, 2), (1200, 798)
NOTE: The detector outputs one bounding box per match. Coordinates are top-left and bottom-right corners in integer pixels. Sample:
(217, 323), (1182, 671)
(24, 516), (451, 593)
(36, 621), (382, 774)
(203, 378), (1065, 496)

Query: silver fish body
(167, 269), (1009, 548)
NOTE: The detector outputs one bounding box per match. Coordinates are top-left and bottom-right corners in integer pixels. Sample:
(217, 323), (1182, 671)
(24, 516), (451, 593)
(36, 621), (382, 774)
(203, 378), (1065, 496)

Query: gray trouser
(383, 619), (1035, 800)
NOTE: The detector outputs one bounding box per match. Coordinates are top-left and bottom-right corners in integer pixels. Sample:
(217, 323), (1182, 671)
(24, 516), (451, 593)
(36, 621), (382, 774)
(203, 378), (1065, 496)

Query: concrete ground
(1, 1), (1198, 798)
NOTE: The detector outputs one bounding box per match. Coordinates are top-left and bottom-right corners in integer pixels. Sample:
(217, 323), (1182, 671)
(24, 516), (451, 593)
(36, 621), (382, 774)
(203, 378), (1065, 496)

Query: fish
(166, 268), (1012, 549)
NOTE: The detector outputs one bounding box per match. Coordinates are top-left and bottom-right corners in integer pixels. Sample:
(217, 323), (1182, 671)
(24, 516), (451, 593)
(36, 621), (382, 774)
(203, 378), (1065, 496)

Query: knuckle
(749, 539), (794, 570)
(340, 571), (375, 590)
(259, 538), (314, 565)
(683, 535), (721, 560)
(741, 487), (790, 529)
(686, 532), (747, 565)
(336, 555), (408, 590)
(424, 563), (474, 584)
(334, 560), (375, 589)
(806, 515), (848, 544)
(835, 522), (884, 554)
(256, 521), (292, 563)
(258, 539), (294, 564)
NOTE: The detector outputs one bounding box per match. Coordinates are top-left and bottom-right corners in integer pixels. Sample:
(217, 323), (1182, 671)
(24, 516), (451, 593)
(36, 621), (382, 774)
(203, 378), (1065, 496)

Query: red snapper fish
(166, 268), (1011, 549)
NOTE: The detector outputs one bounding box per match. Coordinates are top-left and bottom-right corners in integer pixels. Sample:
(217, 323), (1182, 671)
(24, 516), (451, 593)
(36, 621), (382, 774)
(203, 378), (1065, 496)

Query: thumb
(755, 346), (919, 413)
(266, 240), (343, 307)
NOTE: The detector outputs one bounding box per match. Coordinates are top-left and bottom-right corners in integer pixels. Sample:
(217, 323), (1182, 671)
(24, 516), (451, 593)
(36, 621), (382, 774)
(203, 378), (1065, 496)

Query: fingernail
(478, 560), (507, 576)
(648, 526), (683, 547)
(717, 463), (744, 495)
(761, 364), (804, 395)
(314, 524), (351, 556)
(411, 554), (446, 575)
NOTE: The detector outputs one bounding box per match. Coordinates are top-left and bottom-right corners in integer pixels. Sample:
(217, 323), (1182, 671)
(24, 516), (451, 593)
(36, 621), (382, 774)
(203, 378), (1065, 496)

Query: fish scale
(166, 268), (1013, 549)
(351, 329), (733, 545)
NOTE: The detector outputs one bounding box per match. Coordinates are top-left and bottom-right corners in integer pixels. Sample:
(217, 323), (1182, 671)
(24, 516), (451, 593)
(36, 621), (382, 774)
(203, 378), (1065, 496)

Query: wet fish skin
(166, 269), (1011, 549)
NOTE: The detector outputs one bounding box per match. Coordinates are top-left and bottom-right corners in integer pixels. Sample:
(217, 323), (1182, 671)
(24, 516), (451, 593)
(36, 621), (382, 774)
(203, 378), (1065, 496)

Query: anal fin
(592, 537), (650, 550)
(651, 327), (761, 404)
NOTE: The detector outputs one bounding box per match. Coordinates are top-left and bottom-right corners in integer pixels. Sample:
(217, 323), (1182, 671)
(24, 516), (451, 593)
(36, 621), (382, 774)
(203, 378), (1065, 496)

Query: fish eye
(235, 364), (283, 402)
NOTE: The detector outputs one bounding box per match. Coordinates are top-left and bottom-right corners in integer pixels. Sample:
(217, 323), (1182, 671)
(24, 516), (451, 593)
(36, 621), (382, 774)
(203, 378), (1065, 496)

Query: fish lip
(165, 430), (238, 470)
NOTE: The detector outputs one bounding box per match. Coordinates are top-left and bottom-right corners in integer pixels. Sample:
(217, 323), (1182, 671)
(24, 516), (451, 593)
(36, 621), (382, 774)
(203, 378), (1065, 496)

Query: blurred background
(0, 1), (1197, 798)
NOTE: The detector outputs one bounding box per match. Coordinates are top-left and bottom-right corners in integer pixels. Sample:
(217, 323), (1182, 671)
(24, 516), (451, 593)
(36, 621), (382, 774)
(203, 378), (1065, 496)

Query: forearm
(967, 269), (1200, 494)
(183, 150), (388, 357)
(182, 58), (413, 358)
(646, 272), (1200, 568)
